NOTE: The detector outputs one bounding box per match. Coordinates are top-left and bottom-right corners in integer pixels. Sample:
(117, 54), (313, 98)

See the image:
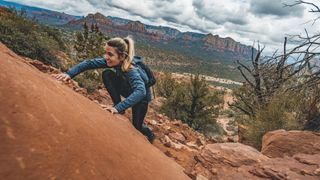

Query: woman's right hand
(52, 73), (71, 82)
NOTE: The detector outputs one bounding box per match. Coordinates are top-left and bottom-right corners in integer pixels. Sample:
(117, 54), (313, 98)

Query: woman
(53, 36), (155, 143)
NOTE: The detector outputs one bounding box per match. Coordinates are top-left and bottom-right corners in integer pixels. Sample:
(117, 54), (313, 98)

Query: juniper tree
(73, 22), (108, 92)
(160, 74), (224, 136)
(74, 22), (106, 60)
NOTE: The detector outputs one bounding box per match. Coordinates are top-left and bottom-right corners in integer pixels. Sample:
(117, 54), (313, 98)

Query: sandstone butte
(0, 43), (190, 180)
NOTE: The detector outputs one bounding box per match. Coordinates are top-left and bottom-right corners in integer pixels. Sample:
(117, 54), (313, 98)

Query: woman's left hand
(106, 105), (119, 114)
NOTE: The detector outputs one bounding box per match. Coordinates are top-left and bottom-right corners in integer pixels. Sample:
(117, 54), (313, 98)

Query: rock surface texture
(0, 43), (189, 180)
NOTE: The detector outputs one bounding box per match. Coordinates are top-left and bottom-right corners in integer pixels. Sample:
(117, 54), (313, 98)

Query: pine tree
(74, 22), (89, 60)
(73, 22), (107, 92)
(74, 22), (106, 61)
(87, 23), (105, 58)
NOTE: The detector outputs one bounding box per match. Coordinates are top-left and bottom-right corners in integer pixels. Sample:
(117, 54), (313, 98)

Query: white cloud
(6, 0), (320, 54)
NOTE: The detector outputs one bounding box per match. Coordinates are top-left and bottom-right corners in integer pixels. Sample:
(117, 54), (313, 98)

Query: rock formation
(193, 131), (320, 179)
(1, 42), (319, 180)
(0, 43), (189, 180)
(261, 129), (320, 158)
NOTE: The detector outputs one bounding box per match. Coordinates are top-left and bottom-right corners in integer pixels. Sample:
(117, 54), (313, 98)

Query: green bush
(73, 70), (104, 93)
(236, 91), (303, 149)
(155, 72), (177, 98)
(158, 73), (225, 137)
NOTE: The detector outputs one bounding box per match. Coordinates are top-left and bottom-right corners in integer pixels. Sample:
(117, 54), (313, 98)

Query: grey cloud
(250, 0), (305, 17)
(192, 0), (249, 26)
(226, 17), (248, 26)
(192, 0), (204, 10)
(180, 22), (207, 33)
(84, 0), (111, 7)
(86, 0), (180, 21)
(162, 16), (178, 23)
(85, 0), (210, 32)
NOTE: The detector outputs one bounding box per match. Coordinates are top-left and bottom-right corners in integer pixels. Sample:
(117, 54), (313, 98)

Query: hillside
(0, 43), (189, 179)
(1, 42), (320, 179)
(0, 1), (253, 82)
(66, 13), (252, 58)
(0, 0), (81, 25)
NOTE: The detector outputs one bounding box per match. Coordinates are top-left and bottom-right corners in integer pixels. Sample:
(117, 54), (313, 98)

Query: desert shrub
(158, 73), (225, 137)
(155, 72), (177, 98)
(237, 91), (303, 149)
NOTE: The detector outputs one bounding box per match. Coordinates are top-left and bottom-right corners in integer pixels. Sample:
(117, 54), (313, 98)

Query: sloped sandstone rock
(169, 132), (186, 143)
(262, 129), (320, 158)
(193, 143), (268, 179)
(195, 142), (320, 179)
(248, 153), (320, 180)
(0, 43), (189, 180)
(197, 143), (268, 169)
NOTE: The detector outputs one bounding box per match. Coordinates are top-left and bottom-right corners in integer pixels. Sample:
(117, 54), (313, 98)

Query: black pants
(102, 69), (154, 141)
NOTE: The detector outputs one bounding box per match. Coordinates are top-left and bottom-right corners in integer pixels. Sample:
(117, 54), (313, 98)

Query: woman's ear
(119, 54), (126, 61)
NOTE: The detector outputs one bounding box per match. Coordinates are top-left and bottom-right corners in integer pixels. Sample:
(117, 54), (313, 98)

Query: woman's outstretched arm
(67, 57), (108, 78)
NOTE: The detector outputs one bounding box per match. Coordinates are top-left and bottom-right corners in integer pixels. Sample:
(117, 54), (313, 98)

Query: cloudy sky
(6, 0), (320, 54)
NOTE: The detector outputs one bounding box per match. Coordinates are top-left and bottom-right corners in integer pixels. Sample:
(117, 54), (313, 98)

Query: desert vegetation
(156, 73), (226, 137)
(231, 1), (320, 149)
(0, 7), (66, 67)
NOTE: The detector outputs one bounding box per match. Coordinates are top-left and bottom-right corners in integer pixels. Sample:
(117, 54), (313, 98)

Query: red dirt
(0, 43), (189, 180)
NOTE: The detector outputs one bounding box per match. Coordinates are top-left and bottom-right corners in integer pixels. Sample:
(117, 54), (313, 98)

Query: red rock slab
(0, 43), (189, 180)
(262, 129), (320, 158)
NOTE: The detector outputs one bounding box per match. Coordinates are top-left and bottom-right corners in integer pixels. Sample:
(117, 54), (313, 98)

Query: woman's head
(105, 36), (135, 72)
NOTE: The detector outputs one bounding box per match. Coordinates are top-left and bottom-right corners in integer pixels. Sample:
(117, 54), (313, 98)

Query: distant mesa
(66, 12), (253, 56)
(124, 20), (146, 33)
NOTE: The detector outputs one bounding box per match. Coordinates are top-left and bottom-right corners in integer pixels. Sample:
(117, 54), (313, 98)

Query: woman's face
(105, 46), (123, 67)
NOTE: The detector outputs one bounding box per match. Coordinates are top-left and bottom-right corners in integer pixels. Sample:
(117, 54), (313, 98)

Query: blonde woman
(53, 36), (155, 143)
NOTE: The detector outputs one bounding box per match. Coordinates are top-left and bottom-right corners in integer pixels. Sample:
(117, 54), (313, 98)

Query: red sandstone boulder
(0, 43), (189, 180)
(248, 153), (320, 179)
(197, 143), (268, 168)
(193, 143), (269, 178)
(169, 132), (186, 143)
(194, 142), (320, 179)
(261, 129), (320, 158)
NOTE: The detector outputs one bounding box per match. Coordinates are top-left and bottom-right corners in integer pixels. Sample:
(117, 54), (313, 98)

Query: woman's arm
(114, 68), (146, 113)
(67, 57), (108, 78)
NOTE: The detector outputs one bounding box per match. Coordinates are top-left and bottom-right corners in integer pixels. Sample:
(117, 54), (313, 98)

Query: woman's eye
(107, 52), (114, 57)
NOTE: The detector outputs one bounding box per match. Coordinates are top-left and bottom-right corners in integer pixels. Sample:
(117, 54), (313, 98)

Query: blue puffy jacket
(67, 56), (152, 113)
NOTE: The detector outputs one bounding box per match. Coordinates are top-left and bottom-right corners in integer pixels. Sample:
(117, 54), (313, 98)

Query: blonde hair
(105, 36), (135, 72)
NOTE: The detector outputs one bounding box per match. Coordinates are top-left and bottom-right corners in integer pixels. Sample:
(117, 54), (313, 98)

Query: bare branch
(284, 0), (320, 13)
(237, 59), (252, 74)
(228, 101), (253, 117)
(238, 66), (254, 87)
